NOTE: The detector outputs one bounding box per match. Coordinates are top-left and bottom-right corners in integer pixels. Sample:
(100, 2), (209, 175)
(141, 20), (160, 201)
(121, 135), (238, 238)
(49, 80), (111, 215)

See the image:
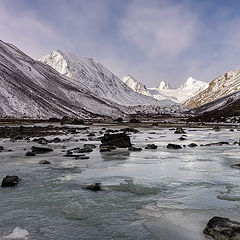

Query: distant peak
(178, 77), (208, 90)
(156, 80), (170, 90)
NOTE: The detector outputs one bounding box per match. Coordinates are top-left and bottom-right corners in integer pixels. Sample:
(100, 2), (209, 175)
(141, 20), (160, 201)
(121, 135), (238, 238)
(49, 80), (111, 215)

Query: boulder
(188, 143), (198, 148)
(39, 160), (51, 164)
(52, 137), (61, 143)
(174, 127), (186, 134)
(128, 146), (142, 151)
(85, 182), (101, 191)
(213, 126), (221, 131)
(31, 146), (53, 154)
(26, 151), (36, 156)
(203, 216), (240, 240)
(1, 175), (21, 187)
(120, 128), (139, 133)
(179, 136), (187, 141)
(101, 133), (132, 148)
(77, 147), (93, 153)
(75, 156), (90, 160)
(167, 143), (182, 149)
(83, 144), (97, 149)
(145, 144), (158, 149)
(231, 164), (240, 170)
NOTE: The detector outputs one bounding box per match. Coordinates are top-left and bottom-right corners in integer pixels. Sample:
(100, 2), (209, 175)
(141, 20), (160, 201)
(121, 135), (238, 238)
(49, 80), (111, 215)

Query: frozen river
(0, 124), (240, 239)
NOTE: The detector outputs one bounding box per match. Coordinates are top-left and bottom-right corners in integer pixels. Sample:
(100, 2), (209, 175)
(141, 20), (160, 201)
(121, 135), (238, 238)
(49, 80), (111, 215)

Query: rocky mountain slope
(184, 71), (240, 108)
(39, 51), (166, 107)
(0, 40), (130, 118)
(193, 90), (240, 119)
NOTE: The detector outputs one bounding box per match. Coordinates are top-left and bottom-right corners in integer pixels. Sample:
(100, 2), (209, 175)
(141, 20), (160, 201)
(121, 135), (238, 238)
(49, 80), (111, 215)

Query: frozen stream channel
(0, 124), (240, 239)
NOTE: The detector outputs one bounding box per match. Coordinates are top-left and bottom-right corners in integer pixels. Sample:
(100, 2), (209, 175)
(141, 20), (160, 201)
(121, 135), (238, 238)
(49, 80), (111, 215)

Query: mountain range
(122, 75), (209, 103)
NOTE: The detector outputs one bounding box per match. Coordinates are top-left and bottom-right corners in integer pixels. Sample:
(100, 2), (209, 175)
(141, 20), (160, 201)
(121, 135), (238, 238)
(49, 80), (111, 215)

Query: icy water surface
(0, 124), (240, 239)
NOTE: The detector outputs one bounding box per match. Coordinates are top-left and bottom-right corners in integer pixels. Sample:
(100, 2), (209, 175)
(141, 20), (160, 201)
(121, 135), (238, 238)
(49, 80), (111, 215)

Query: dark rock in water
(148, 132), (156, 134)
(32, 137), (48, 144)
(52, 137), (61, 143)
(26, 151), (36, 156)
(128, 146), (142, 151)
(167, 143), (182, 149)
(99, 145), (117, 152)
(114, 117), (123, 123)
(169, 128), (175, 130)
(174, 127), (186, 134)
(203, 216), (240, 240)
(85, 183), (101, 191)
(179, 136), (187, 141)
(76, 156), (90, 160)
(84, 144), (97, 149)
(61, 116), (84, 125)
(129, 118), (141, 123)
(188, 143), (198, 147)
(213, 126), (221, 131)
(1, 175), (20, 187)
(145, 144), (158, 149)
(204, 142), (230, 146)
(8, 149), (12, 152)
(120, 128), (139, 133)
(231, 164), (240, 169)
(87, 132), (96, 137)
(31, 146), (53, 154)
(229, 129), (235, 132)
(39, 160), (51, 164)
(77, 147), (93, 153)
(0, 146), (3, 151)
(101, 133), (132, 148)
(12, 136), (23, 141)
(105, 129), (119, 134)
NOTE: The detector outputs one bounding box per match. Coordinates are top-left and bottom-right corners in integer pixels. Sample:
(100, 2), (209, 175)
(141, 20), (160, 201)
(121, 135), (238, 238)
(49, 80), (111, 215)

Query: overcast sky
(1, 0), (240, 87)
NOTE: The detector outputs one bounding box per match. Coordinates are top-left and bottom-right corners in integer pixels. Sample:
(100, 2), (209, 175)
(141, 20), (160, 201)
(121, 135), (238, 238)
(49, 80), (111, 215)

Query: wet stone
(145, 144), (158, 149)
(1, 175), (21, 188)
(39, 160), (51, 164)
(167, 143), (182, 149)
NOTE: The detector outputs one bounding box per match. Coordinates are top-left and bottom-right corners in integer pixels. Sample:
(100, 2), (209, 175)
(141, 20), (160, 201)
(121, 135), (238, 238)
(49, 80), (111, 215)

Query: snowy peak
(178, 77), (208, 91)
(156, 81), (170, 90)
(122, 75), (150, 96)
(39, 51), (165, 107)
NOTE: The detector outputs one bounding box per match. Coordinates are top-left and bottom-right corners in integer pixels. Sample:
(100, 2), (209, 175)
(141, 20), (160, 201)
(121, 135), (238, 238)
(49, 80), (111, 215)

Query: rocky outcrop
(167, 143), (182, 149)
(145, 144), (158, 149)
(174, 127), (186, 134)
(203, 216), (240, 240)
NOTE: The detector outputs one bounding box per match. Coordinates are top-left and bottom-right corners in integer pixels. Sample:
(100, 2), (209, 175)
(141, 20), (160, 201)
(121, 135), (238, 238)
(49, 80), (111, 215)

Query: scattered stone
(99, 145), (117, 152)
(85, 183), (101, 191)
(188, 143), (198, 147)
(76, 156), (90, 160)
(39, 160), (51, 164)
(174, 127), (186, 134)
(179, 136), (187, 141)
(8, 149), (12, 152)
(231, 164), (240, 169)
(1, 175), (21, 187)
(26, 151), (36, 156)
(114, 117), (123, 123)
(60, 116), (84, 125)
(145, 144), (158, 149)
(77, 147), (93, 153)
(52, 137), (61, 143)
(31, 146), (53, 154)
(129, 118), (141, 123)
(128, 146), (142, 151)
(148, 132), (156, 134)
(88, 132), (96, 137)
(83, 144), (97, 149)
(101, 133), (132, 148)
(229, 129), (235, 132)
(167, 143), (182, 149)
(204, 142), (230, 146)
(203, 216), (240, 240)
(120, 128), (139, 133)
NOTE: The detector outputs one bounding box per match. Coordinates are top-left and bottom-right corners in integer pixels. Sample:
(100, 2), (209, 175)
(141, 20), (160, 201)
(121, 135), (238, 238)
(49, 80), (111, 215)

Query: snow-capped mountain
(184, 71), (240, 108)
(122, 75), (151, 96)
(39, 51), (166, 107)
(148, 77), (208, 103)
(0, 40), (126, 118)
(156, 81), (170, 90)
